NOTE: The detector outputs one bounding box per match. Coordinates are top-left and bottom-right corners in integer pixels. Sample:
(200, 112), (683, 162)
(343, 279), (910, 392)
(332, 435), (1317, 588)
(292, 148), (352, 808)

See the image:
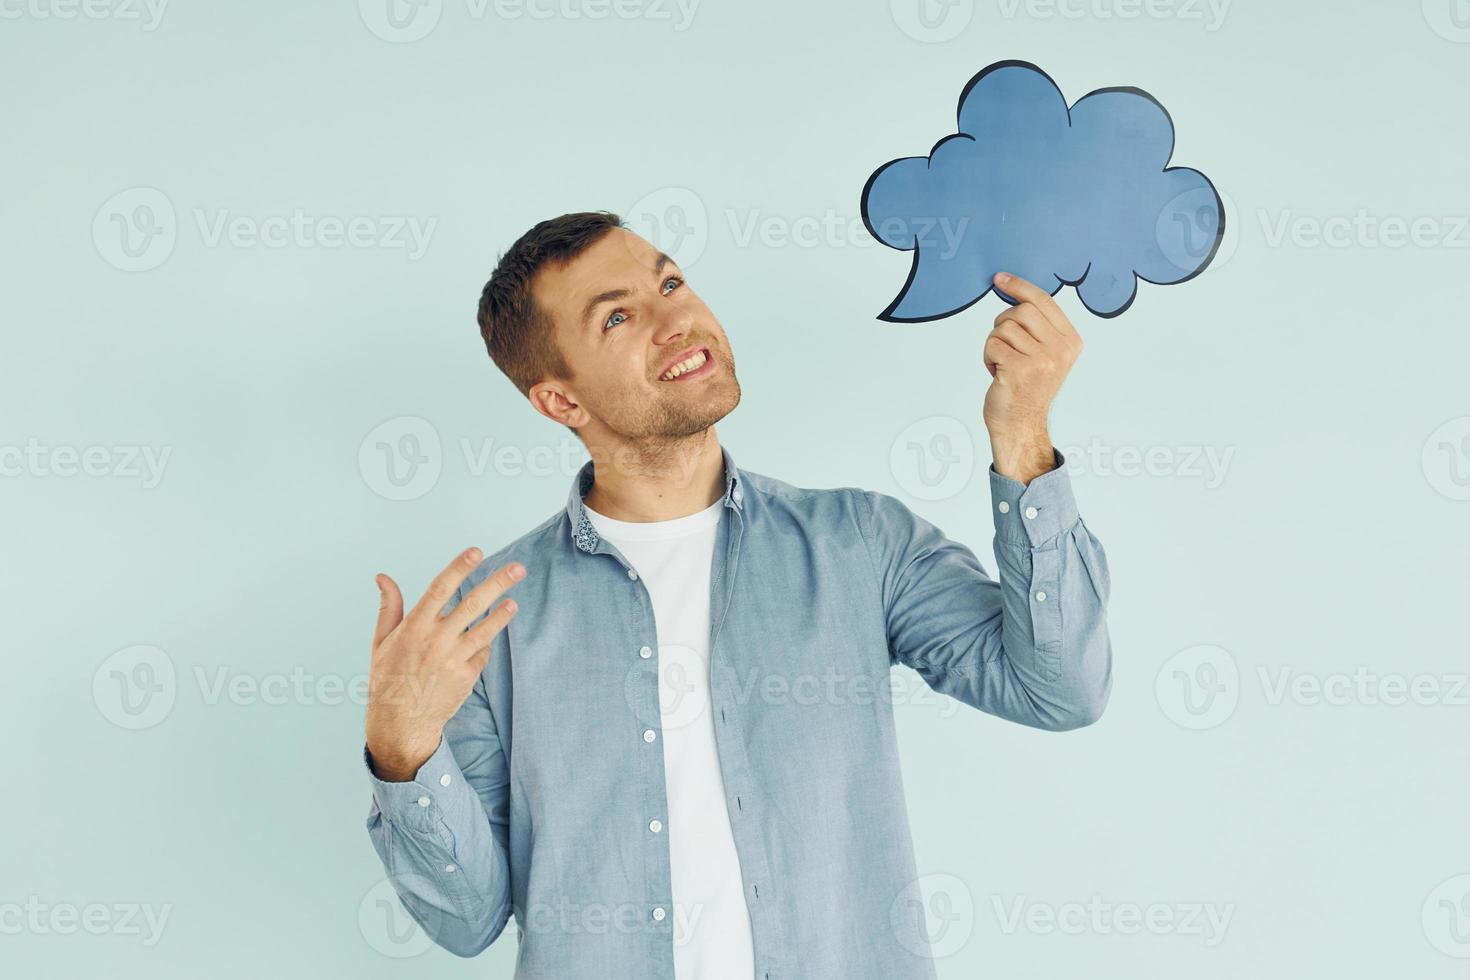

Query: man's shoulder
(737, 467), (886, 526)
(460, 509), (568, 591)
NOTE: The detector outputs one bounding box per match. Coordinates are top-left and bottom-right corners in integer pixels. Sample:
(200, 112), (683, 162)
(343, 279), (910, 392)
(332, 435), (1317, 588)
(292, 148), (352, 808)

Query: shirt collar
(566, 444), (745, 554)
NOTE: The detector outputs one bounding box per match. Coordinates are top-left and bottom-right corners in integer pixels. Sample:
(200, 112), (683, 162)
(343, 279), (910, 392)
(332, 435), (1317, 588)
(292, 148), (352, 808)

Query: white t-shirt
(583, 495), (756, 979)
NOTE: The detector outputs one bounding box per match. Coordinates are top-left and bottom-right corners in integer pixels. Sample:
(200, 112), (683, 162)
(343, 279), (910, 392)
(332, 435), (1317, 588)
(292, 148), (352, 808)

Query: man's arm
(363, 665), (514, 956)
(858, 270), (1111, 729)
(858, 452), (1111, 730)
(362, 551), (523, 956)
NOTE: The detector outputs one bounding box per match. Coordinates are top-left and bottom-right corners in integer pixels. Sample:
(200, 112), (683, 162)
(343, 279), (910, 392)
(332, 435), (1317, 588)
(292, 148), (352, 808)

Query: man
(362, 211), (1111, 978)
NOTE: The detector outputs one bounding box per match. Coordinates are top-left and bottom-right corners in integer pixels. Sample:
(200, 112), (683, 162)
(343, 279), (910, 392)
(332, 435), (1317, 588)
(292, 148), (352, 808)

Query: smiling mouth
(658, 347), (713, 382)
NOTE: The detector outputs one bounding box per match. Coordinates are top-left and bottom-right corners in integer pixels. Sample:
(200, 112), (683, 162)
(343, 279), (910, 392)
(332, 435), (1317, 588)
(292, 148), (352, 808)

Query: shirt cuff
(363, 736), (469, 833)
(988, 448), (1080, 549)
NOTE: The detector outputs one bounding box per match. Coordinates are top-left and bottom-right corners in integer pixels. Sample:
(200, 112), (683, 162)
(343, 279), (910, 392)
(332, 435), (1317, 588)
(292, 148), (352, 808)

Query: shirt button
(649, 819), (663, 833)
(1035, 591), (1047, 602)
(642, 729), (657, 743)
(1024, 506), (1039, 520)
(652, 907), (667, 922)
(417, 796), (430, 808)
(733, 488), (743, 504)
(627, 568), (639, 580)
(639, 646), (653, 659)
(439, 774), (451, 787)
(997, 500), (1010, 514)
(444, 864), (457, 873)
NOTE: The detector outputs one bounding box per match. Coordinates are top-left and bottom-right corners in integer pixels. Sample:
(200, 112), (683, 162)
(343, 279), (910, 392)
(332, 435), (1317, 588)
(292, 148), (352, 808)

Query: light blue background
(4, 0), (1469, 976)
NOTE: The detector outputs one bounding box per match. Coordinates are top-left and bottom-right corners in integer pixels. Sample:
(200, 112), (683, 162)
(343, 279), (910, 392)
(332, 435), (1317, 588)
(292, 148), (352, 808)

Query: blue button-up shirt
(364, 444), (1112, 978)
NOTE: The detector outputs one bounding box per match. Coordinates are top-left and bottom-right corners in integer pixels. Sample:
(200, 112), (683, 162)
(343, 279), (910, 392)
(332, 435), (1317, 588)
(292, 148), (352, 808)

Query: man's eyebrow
(580, 252), (675, 329)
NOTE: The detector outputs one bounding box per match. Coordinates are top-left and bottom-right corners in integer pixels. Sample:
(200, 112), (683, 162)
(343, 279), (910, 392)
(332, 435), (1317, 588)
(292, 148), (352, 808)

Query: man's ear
(529, 381), (584, 429)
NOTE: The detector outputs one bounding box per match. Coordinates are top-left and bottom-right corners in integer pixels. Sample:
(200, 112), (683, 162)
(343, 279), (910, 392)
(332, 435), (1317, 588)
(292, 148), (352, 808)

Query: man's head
(477, 212), (740, 451)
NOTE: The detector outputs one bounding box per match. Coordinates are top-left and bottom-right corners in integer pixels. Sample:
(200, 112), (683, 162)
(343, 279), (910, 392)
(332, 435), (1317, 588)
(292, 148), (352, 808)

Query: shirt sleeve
(362, 585), (515, 957)
(856, 448), (1112, 731)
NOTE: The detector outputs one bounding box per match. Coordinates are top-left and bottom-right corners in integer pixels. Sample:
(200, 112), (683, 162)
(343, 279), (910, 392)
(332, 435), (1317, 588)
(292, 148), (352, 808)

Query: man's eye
(604, 278), (681, 330)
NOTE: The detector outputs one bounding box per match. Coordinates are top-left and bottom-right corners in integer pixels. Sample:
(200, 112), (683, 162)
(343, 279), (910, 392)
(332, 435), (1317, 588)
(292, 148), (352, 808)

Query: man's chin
(660, 387), (739, 439)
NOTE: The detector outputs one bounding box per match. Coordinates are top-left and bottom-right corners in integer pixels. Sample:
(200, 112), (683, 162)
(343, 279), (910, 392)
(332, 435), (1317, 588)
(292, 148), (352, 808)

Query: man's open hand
(365, 548), (523, 781)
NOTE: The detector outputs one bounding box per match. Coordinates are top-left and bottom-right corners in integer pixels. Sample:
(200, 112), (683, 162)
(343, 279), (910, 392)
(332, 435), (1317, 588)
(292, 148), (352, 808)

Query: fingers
(407, 547), (483, 627)
(445, 561), (526, 635)
(373, 574), (404, 649)
(457, 598), (518, 661)
(993, 272), (1080, 341)
(464, 645), (493, 676)
(984, 305), (1042, 379)
(984, 334), (1026, 376)
(989, 318), (1043, 358)
(995, 301), (1063, 345)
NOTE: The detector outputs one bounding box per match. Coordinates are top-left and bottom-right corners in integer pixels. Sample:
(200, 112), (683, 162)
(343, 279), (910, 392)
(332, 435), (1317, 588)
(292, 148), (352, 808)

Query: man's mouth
(658, 347), (713, 382)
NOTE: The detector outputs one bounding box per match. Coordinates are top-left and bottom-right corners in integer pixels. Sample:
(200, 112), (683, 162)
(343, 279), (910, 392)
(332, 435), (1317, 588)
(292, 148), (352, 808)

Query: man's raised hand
(365, 548), (523, 782)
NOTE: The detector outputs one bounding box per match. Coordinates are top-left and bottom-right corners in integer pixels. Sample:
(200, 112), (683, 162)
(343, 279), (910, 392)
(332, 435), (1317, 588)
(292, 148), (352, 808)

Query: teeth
(661, 349), (708, 380)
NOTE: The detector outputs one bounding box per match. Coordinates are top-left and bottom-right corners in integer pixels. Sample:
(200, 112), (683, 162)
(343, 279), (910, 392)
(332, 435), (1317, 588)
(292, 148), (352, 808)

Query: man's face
(530, 228), (740, 442)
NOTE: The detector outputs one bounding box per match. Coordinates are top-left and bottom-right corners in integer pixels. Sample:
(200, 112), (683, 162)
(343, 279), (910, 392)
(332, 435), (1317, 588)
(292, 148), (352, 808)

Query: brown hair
(476, 211), (625, 437)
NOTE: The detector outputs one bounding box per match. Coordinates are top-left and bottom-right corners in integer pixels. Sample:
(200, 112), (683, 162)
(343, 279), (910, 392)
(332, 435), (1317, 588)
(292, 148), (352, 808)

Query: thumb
(373, 573), (405, 649)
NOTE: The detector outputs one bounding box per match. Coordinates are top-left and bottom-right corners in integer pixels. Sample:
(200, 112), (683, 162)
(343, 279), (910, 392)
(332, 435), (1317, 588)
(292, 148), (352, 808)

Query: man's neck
(581, 428), (726, 523)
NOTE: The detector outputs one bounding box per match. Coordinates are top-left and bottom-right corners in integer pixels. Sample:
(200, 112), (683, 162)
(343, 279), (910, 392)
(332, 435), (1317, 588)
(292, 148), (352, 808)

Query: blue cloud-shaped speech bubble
(861, 60), (1224, 320)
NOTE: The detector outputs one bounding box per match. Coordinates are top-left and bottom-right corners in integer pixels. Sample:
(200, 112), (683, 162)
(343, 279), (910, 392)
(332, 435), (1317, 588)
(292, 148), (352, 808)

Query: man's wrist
(988, 425), (1056, 485)
(366, 733), (442, 783)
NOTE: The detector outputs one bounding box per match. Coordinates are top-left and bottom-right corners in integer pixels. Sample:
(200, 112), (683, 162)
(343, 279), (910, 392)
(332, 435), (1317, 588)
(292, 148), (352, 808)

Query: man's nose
(652, 304), (694, 343)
